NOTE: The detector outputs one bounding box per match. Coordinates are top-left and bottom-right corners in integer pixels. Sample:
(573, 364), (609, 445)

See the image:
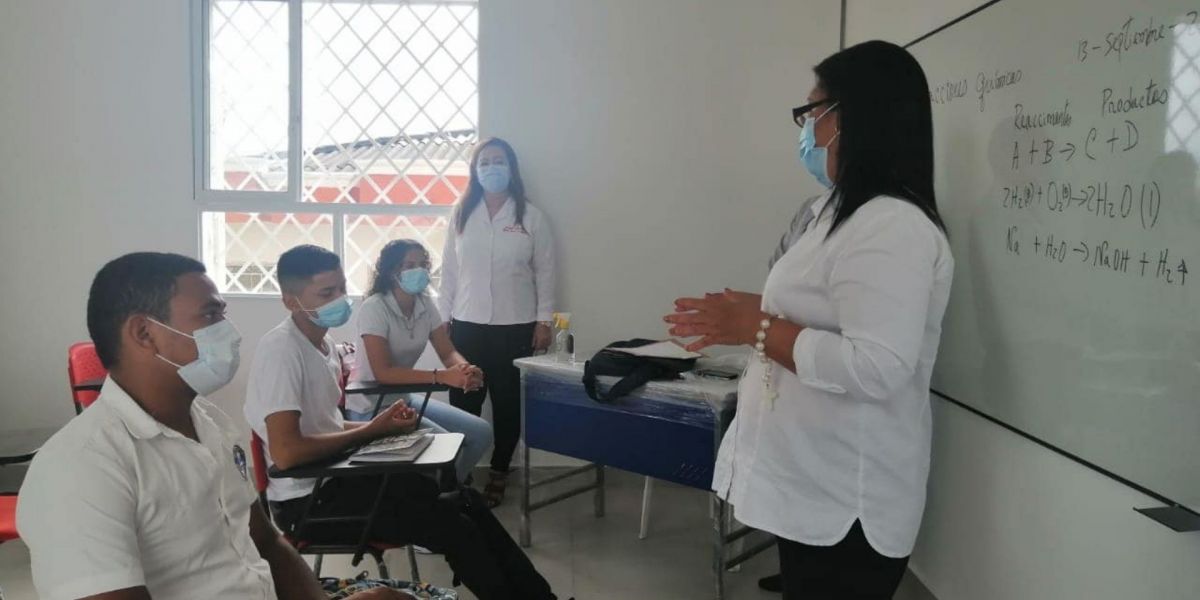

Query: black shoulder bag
(581, 339), (698, 402)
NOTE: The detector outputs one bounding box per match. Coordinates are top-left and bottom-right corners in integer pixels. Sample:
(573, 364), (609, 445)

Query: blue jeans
(346, 394), (493, 483)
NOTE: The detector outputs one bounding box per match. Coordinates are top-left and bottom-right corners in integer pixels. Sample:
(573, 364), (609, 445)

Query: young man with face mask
(17, 252), (410, 600)
(245, 245), (566, 600)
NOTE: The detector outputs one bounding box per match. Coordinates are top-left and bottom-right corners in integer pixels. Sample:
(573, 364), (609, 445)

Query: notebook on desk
(350, 431), (434, 463)
(348, 392), (436, 463)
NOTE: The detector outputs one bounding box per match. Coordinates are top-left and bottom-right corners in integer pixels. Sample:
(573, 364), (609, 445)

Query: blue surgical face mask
(150, 318), (242, 397)
(477, 163), (511, 194)
(798, 102), (839, 188)
(300, 295), (353, 328)
(395, 268), (431, 295)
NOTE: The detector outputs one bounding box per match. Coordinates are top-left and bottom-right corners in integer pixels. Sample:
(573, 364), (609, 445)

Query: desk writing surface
(344, 380), (450, 395)
(268, 433), (464, 479)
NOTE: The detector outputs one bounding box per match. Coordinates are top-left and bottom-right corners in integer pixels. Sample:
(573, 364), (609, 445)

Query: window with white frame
(195, 0), (477, 295)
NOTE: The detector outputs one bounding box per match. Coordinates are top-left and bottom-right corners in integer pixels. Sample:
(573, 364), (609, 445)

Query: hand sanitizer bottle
(553, 313), (572, 362)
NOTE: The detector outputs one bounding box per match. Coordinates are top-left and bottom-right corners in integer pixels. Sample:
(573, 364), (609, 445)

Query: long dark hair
(815, 40), (946, 234)
(369, 239), (427, 296)
(454, 137), (529, 234)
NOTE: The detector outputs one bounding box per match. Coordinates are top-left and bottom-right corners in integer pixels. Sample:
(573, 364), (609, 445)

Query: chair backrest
(0, 493), (19, 543)
(68, 342), (107, 414)
(249, 432), (270, 508)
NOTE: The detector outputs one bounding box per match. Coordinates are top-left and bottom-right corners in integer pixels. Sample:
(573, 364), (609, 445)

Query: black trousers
(448, 320), (535, 472)
(778, 521), (910, 600)
(273, 475), (555, 600)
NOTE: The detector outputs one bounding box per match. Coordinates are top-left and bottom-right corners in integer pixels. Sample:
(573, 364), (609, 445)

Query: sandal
(484, 469), (508, 508)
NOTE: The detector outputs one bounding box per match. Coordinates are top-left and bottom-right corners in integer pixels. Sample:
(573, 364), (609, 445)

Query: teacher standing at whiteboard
(440, 137), (556, 507)
(665, 41), (954, 599)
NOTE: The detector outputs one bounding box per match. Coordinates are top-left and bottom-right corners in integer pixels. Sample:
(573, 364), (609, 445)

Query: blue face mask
(477, 163), (511, 194)
(300, 295), (353, 328)
(798, 102), (839, 188)
(395, 268), (431, 295)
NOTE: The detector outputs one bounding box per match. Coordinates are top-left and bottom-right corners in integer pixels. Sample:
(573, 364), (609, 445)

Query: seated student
(350, 239), (492, 483)
(245, 245), (564, 600)
(17, 252), (409, 600)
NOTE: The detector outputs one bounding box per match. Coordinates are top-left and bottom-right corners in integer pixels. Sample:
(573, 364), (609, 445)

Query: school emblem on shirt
(232, 445), (248, 481)
(503, 224), (528, 235)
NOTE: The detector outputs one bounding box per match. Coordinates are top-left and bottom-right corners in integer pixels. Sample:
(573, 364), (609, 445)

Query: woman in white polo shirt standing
(440, 137), (556, 507)
(350, 238), (492, 484)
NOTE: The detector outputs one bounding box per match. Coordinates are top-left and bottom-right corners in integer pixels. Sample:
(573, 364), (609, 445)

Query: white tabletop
(414, 432), (465, 466)
(515, 354), (741, 412)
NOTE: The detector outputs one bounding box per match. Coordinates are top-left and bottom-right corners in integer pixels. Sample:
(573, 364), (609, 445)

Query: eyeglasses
(792, 98), (834, 127)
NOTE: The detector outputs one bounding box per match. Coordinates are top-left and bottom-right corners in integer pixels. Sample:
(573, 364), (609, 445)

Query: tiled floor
(0, 467), (934, 599)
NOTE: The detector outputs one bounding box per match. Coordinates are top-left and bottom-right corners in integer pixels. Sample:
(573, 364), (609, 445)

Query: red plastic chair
(68, 342), (107, 414)
(0, 494), (17, 545)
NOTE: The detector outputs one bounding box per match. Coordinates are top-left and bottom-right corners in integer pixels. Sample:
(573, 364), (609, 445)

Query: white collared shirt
(712, 193), (954, 558)
(245, 316), (346, 501)
(350, 292), (443, 413)
(439, 198), (556, 325)
(17, 379), (275, 600)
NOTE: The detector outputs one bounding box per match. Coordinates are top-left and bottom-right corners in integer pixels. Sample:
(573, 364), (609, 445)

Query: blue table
(515, 355), (770, 600)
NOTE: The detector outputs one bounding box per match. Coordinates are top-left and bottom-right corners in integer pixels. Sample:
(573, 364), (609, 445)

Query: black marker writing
(1001, 226), (1188, 286)
(977, 69), (1022, 112)
(931, 78), (969, 105)
(1101, 79), (1168, 117)
(1014, 100), (1073, 131)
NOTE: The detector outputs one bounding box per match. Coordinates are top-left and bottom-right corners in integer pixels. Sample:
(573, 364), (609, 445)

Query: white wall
(0, 0), (201, 425)
(846, 2), (1200, 599)
(0, 0), (839, 463)
(483, 0), (839, 358)
(0, 0), (293, 431)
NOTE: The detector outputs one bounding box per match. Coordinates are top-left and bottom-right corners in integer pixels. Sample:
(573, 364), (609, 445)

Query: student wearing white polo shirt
(349, 238), (492, 484)
(440, 137), (557, 507)
(245, 245), (563, 600)
(16, 252), (407, 600)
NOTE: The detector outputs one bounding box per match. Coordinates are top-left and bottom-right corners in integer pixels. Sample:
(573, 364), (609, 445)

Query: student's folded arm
(430, 324), (468, 367)
(360, 334), (436, 385)
(264, 410), (371, 470)
(791, 212), (939, 402)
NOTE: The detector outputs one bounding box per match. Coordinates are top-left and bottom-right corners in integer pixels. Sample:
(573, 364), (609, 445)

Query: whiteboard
(909, 0), (1200, 509)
